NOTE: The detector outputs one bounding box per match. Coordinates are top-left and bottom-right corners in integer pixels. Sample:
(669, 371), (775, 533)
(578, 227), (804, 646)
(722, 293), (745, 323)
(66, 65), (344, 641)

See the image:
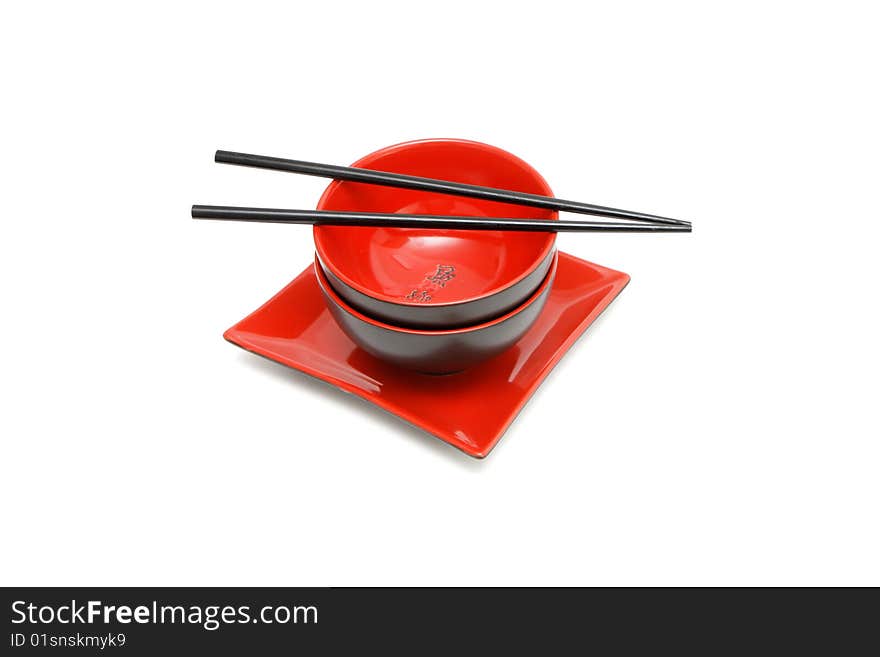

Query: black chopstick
(214, 150), (691, 228)
(191, 205), (692, 233)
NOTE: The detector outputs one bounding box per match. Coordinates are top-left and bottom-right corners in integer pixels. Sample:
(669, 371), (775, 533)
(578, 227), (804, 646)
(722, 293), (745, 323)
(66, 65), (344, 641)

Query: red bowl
(315, 252), (558, 374)
(313, 139), (557, 328)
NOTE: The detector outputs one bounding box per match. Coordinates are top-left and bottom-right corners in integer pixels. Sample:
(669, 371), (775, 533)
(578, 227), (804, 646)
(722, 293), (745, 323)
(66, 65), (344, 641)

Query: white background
(1, 1), (878, 586)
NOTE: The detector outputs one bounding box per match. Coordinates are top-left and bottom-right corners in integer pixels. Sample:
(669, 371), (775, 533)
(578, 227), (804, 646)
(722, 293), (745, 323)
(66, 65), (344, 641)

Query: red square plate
(225, 251), (629, 458)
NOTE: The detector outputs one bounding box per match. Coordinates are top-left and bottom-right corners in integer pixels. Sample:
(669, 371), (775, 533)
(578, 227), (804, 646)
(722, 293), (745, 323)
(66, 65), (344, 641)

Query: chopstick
(214, 150), (692, 228)
(191, 205), (692, 233)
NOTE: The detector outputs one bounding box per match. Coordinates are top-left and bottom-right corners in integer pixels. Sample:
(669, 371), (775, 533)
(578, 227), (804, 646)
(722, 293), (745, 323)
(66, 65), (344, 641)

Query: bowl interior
(314, 139), (556, 305)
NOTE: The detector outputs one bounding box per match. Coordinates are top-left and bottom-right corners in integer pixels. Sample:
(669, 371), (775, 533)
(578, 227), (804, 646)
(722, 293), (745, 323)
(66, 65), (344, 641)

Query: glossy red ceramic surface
(224, 252), (629, 458)
(313, 139), (557, 310)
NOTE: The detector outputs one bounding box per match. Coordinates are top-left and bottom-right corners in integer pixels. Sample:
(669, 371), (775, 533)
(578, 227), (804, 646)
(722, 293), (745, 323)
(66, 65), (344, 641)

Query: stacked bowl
(313, 139), (558, 374)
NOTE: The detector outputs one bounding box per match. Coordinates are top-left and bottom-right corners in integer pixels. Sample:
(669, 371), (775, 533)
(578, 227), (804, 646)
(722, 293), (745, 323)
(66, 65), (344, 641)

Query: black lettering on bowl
(402, 265), (456, 303)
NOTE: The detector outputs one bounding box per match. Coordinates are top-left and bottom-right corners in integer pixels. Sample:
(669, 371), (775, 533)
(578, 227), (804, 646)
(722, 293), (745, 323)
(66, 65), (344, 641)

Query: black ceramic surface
(314, 253), (558, 374)
(317, 248), (555, 329)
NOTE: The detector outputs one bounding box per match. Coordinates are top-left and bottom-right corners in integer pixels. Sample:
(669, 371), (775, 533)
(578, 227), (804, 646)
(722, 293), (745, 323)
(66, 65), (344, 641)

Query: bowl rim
(314, 251), (558, 336)
(313, 137), (558, 309)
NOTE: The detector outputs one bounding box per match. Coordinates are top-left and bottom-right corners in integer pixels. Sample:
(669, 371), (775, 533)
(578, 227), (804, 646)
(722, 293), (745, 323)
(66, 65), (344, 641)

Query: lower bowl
(315, 252), (558, 374)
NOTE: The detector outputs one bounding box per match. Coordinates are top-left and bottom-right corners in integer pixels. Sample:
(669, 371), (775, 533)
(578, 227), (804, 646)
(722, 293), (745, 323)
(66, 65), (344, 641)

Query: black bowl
(315, 252), (558, 374)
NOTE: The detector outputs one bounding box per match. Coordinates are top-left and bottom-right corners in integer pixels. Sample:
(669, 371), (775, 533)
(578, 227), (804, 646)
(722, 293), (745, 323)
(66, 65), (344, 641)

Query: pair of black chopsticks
(192, 150), (692, 233)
